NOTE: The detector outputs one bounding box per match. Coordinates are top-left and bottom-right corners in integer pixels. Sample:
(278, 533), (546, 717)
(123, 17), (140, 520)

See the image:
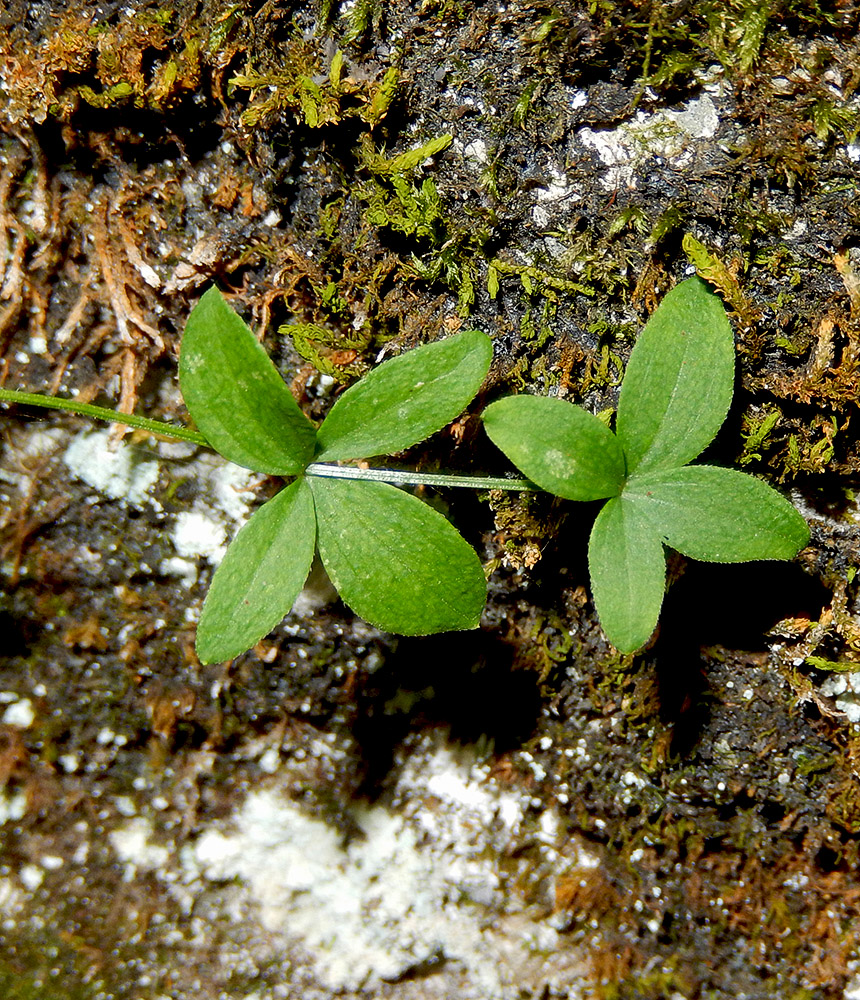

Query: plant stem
(305, 462), (537, 491)
(0, 389), (538, 491)
(0, 388), (209, 447)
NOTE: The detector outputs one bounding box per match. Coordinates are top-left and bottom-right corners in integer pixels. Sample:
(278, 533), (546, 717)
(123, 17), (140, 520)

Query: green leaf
(196, 478), (316, 663)
(309, 476), (486, 634)
(482, 395), (626, 501)
(623, 465), (810, 562)
(180, 287), (317, 475)
(588, 497), (666, 653)
(315, 329), (493, 462)
(616, 277), (735, 476)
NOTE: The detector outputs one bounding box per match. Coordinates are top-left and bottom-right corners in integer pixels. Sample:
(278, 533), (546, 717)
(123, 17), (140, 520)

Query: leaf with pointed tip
(315, 329), (493, 462)
(482, 395), (625, 501)
(588, 496), (666, 654)
(196, 478), (316, 663)
(623, 465), (810, 562)
(309, 476), (486, 634)
(180, 287), (316, 474)
(616, 277), (735, 476)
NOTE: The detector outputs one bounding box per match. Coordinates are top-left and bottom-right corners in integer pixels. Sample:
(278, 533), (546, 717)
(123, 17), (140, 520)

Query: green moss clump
(232, 46), (398, 129)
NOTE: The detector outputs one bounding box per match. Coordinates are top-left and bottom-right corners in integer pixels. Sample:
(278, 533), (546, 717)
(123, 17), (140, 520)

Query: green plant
(0, 290), (529, 664)
(482, 276), (809, 653)
(178, 289), (525, 663)
(0, 277), (809, 663)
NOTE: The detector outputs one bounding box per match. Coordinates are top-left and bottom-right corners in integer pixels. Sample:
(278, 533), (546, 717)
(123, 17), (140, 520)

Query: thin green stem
(0, 388), (210, 447)
(0, 389), (538, 491)
(305, 462), (537, 491)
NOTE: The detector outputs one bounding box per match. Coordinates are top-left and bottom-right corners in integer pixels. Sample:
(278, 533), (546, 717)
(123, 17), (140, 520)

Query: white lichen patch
(0, 876), (23, 918)
(110, 817), (171, 876)
(199, 455), (259, 524)
(1, 697), (34, 728)
(819, 671), (860, 723)
(531, 165), (580, 228)
(162, 452), (258, 583)
(456, 136), (489, 166)
(0, 425), (67, 499)
(846, 958), (860, 1000)
(578, 94), (720, 191)
(64, 428), (160, 507)
(18, 865), (43, 891)
(193, 796), (436, 987)
(0, 789), (27, 824)
(143, 740), (590, 997)
(172, 511), (228, 563)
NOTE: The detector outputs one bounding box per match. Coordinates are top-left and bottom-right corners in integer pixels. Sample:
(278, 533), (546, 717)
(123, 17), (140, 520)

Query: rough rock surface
(2, 2), (860, 998)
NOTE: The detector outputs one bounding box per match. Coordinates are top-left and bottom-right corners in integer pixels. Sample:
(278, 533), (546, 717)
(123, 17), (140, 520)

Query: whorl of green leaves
(179, 288), (491, 662)
(483, 277), (809, 653)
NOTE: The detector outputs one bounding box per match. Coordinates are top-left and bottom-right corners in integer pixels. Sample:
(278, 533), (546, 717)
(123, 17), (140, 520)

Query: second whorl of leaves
(482, 276), (809, 652)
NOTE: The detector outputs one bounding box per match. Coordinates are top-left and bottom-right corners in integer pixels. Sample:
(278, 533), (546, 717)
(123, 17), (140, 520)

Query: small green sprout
(179, 288), (497, 663)
(482, 277), (810, 653)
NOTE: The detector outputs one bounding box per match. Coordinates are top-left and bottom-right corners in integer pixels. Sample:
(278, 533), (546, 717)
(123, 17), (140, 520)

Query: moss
(738, 406), (781, 465)
(231, 44), (399, 129)
(517, 610), (578, 683)
(77, 80), (136, 109)
(598, 963), (696, 1000)
(352, 134), (491, 316)
(0, 949), (99, 1000)
(518, 0), (850, 101)
(794, 746), (837, 777)
(579, 337), (625, 394)
(754, 245), (805, 289)
(828, 773), (860, 834)
(3, 4), (209, 121)
(808, 96), (858, 142)
(486, 489), (562, 575)
(682, 234), (761, 340)
(766, 312), (860, 409)
(782, 416), (839, 478)
(205, 3), (243, 55)
(285, 320), (372, 381)
(342, 0), (382, 43)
